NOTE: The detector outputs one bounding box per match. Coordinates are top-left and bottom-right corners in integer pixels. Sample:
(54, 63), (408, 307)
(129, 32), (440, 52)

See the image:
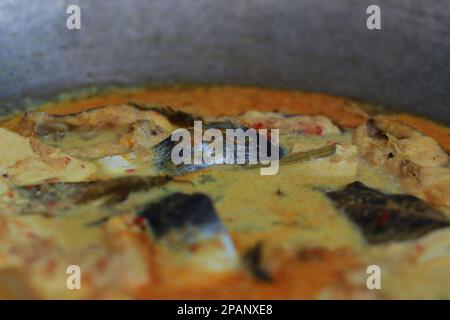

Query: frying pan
(0, 0), (449, 123)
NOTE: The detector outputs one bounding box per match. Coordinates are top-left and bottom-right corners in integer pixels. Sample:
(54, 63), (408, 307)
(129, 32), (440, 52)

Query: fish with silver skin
(152, 121), (285, 175)
(138, 193), (238, 269)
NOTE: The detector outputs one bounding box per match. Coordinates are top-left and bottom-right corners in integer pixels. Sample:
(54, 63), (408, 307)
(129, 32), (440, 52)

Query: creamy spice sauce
(0, 86), (449, 299)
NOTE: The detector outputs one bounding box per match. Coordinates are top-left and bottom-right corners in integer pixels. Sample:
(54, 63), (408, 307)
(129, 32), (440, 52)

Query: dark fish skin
(153, 122), (285, 175)
(326, 182), (450, 244)
(19, 175), (173, 205)
(138, 193), (226, 240)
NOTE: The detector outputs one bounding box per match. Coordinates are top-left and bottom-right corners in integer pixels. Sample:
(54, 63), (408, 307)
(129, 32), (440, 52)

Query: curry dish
(0, 86), (449, 299)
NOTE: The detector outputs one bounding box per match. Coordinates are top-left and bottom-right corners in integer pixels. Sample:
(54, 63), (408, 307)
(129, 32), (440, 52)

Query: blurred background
(0, 0), (449, 122)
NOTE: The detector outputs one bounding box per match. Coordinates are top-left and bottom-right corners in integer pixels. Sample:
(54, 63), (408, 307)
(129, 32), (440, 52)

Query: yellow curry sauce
(0, 86), (449, 299)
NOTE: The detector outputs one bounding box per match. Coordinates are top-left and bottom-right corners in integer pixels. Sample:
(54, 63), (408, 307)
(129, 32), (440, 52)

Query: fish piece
(326, 182), (450, 244)
(140, 193), (227, 240)
(354, 117), (448, 167)
(152, 122), (285, 175)
(18, 175), (173, 208)
(17, 105), (173, 160)
(0, 127), (96, 186)
(354, 117), (450, 212)
(209, 111), (341, 136)
(139, 193), (237, 269)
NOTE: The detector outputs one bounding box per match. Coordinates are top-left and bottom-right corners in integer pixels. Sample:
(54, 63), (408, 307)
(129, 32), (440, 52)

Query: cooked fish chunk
(0, 212), (150, 299)
(354, 117), (448, 167)
(354, 117), (450, 212)
(326, 182), (450, 244)
(18, 105), (174, 160)
(139, 193), (237, 270)
(152, 121), (285, 175)
(140, 193), (223, 239)
(210, 111), (341, 136)
(320, 228), (450, 299)
(0, 127), (96, 186)
(17, 175), (173, 215)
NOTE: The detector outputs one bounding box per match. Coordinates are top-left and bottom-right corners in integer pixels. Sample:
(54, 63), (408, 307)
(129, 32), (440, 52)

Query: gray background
(0, 0), (449, 122)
